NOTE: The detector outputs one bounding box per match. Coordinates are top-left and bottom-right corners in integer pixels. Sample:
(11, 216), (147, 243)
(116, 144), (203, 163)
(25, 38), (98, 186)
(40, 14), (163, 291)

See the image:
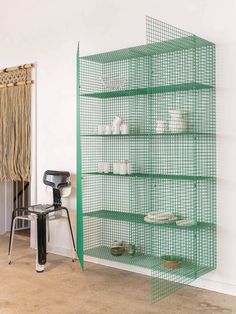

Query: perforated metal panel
(77, 16), (216, 302)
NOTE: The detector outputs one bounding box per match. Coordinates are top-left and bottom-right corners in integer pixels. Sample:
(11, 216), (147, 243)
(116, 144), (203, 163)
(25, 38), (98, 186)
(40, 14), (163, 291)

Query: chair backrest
(43, 170), (70, 189)
(43, 170), (70, 207)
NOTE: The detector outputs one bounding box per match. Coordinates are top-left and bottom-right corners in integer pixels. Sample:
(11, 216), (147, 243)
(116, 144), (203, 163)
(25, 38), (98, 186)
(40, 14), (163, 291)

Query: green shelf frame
(77, 16), (216, 303)
(81, 35), (213, 63)
(81, 132), (215, 137)
(84, 210), (215, 231)
(81, 82), (212, 99)
(84, 172), (213, 181)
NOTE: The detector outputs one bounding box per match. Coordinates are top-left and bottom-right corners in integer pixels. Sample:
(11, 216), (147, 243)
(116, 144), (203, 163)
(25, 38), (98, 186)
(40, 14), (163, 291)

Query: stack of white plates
(144, 211), (178, 224)
(176, 219), (196, 227)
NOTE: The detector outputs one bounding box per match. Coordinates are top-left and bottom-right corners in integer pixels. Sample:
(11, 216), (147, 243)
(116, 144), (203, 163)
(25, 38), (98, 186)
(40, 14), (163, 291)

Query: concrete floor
(0, 234), (235, 314)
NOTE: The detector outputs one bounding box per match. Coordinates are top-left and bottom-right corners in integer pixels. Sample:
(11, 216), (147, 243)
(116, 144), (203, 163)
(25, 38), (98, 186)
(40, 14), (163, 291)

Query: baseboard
(190, 277), (236, 296)
(85, 255), (152, 275)
(47, 245), (73, 258)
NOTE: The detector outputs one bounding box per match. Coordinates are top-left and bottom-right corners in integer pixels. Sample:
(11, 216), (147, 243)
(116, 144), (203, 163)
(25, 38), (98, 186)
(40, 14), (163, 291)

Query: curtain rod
(0, 80), (34, 89)
(0, 63), (34, 74)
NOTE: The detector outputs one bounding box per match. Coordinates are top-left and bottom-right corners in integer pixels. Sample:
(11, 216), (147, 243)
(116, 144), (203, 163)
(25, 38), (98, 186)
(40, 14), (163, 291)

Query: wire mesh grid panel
(78, 16), (216, 303)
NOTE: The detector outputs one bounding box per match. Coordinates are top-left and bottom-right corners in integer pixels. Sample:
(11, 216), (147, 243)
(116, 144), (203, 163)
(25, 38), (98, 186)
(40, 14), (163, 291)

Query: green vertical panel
(146, 16), (216, 302)
(76, 43), (84, 270)
(79, 17), (216, 303)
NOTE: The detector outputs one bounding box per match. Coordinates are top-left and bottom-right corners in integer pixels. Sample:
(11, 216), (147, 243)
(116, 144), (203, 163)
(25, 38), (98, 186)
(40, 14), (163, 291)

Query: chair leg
(64, 208), (77, 262)
(8, 210), (15, 257)
(46, 215), (50, 244)
(35, 215), (44, 273)
(8, 217), (17, 265)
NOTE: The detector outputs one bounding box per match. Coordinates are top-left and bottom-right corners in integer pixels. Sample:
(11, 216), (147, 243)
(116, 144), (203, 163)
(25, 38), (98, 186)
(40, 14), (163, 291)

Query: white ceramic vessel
(97, 162), (104, 173)
(104, 125), (112, 135)
(112, 124), (120, 134)
(103, 162), (110, 173)
(113, 162), (120, 174)
(169, 110), (187, 132)
(156, 120), (167, 133)
(97, 125), (105, 135)
(119, 162), (128, 175)
(120, 123), (129, 134)
(176, 219), (196, 227)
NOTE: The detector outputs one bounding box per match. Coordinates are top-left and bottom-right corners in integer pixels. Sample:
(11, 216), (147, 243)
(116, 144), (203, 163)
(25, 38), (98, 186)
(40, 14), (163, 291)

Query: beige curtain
(0, 68), (31, 182)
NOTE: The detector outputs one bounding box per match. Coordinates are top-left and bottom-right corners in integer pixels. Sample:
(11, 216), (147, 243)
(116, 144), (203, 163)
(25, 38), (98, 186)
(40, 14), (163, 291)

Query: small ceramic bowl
(161, 255), (184, 269)
(110, 247), (125, 256)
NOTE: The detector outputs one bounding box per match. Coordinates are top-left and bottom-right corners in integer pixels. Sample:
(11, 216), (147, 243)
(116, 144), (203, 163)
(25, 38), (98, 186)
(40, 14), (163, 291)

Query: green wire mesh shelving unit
(77, 16), (216, 302)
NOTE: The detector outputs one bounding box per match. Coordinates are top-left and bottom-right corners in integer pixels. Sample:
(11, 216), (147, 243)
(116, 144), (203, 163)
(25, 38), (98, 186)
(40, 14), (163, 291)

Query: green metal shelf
(81, 82), (212, 99)
(84, 210), (214, 231)
(78, 16), (216, 303)
(84, 172), (213, 181)
(81, 132), (215, 137)
(84, 246), (213, 279)
(81, 36), (213, 64)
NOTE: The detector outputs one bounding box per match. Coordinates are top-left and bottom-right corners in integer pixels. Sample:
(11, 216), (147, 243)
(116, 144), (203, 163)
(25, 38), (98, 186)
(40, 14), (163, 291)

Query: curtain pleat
(0, 69), (31, 182)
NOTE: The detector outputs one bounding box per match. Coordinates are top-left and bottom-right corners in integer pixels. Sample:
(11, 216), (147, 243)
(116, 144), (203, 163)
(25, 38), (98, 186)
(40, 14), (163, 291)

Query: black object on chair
(8, 170), (77, 272)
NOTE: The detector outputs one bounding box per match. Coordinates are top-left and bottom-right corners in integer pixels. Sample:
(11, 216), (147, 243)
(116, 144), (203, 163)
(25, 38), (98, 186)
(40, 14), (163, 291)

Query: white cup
(97, 125), (105, 135)
(156, 120), (166, 133)
(127, 162), (132, 174)
(104, 125), (112, 135)
(112, 124), (120, 135)
(169, 110), (187, 132)
(97, 162), (104, 173)
(113, 163), (120, 174)
(103, 162), (110, 173)
(112, 116), (123, 126)
(119, 162), (128, 175)
(120, 123), (129, 134)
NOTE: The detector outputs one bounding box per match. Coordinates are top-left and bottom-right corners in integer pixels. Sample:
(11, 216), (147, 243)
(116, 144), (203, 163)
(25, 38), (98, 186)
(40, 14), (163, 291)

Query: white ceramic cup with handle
(103, 162), (110, 173)
(112, 124), (120, 135)
(113, 162), (120, 174)
(112, 116), (123, 126)
(97, 125), (105, 135)
(97, 162), (104, 173)
(126, 161), (132, 174)
(119, 162), (128, 175)
(169, 110), (187, 132)
(120, 123), (129, 134)
(104, 125), (112, 135)
(156, 120), (167, 133)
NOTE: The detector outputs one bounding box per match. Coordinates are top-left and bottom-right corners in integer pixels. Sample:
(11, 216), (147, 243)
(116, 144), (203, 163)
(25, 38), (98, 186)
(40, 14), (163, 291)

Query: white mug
(97, 162), (104, 173)
(112, 116), (123, 126)
(156, 120), (166, 133)
(126, 161), (132, 174)
(104, 125), (112, 135)
(97, 125), (104, 135)
(103, 162), (110, 173)
(113, 163), (120, 174)
(112, 124), (120, 135)
(120, 123), (129, 135)
(169, 110), (187, 132)
(119, 162), (128, 175)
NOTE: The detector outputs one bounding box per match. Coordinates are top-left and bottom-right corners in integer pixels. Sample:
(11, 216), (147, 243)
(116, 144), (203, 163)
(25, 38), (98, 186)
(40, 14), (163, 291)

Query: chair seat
(27, 204), (53, 213)
(15, 215), (34, 221)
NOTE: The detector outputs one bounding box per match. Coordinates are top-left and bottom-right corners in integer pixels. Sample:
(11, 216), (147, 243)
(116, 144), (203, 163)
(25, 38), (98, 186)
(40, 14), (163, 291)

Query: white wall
(1, 0), (236, 296)
(0, 182), (13, 234)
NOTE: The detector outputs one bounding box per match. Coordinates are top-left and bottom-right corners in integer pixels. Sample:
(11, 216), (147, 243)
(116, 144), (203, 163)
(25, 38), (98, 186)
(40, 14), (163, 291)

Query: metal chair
(8, 170), (77, 272)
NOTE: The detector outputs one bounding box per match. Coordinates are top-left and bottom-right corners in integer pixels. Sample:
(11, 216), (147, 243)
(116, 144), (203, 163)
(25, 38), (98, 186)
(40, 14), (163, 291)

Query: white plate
(146, 211), (174, 220)
(176, 219), (196, 227)
(144, 216), (178, 224)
